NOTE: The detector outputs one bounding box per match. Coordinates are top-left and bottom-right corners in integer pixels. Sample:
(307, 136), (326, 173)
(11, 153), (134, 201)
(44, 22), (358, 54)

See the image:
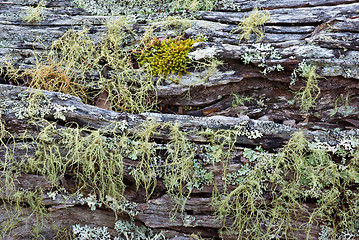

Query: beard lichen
(1, 14), (358, 240)
(4, 16), (220, 113)
(232, 7), (270, 43)
(212, 131), (359, 239)
(21, 0), (47, 23)
(0, 122), (47, 238)
(291, 61), (322, 113)
(2, 103), (359, 238)
(26, 122), (127, 206)
(129, 121), (204, 216)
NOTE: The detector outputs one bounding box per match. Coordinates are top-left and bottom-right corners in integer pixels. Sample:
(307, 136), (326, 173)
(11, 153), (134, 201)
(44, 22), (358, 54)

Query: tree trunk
(0, 0), (359, 239)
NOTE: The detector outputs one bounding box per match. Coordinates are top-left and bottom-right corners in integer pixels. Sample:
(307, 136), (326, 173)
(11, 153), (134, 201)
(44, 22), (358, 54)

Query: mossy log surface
(1, 0), (359, 239)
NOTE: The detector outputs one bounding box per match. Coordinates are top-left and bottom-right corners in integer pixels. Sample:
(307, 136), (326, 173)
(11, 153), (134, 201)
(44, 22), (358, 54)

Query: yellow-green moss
(138, 37), (201, 83)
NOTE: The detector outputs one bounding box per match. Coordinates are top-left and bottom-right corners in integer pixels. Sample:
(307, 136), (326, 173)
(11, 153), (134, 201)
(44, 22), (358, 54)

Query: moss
(48, 21), (156, 112)
(1, 42), (359, 240)
(6, 19), (157, 112)
(138, 37), (201, 83)
(5, 15), (221, 112)
(6, 16), (217, 112)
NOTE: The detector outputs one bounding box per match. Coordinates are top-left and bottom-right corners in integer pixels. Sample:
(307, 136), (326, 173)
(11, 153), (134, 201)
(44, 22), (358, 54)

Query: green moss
(7, 16), (217, 113)
(6, 15), (221, 112)
(138, 37), (201, 83)
(6, 19), (157, 112)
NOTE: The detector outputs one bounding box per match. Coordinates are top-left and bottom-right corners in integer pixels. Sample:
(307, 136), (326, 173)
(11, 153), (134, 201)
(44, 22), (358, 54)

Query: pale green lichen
(1, 116), (359, 239)
(2, 83), (359, 240)
(291, 61), (321, 112)
(212, 131), (359, 238)
(72, 219), (166, 240)
(235, 121), (263, 139)
(241, 43), (283, 75)
(188, 46), (218, 61)
(319, 225), (359, 240)
(72, 0), (237, 21)
(21, 0), (47, 23)
(72, 224), (111, 240)
(233, 8), (270, 43)
(0, 40), (9, 48)
(13, 91), (76, 121)
(330, 95), (358, 118)
(183, 214), (197, 227)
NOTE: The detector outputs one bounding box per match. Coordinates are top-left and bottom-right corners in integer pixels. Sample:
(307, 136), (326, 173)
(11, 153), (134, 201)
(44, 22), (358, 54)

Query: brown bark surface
(0, 0), (359, 239)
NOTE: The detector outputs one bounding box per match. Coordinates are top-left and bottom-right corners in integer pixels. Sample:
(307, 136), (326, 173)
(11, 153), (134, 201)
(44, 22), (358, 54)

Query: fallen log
(1, 0), (359, 239)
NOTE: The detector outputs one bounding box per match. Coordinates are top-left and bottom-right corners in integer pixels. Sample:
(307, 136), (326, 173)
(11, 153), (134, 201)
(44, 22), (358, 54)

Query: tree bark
(0, 0), (359, 239)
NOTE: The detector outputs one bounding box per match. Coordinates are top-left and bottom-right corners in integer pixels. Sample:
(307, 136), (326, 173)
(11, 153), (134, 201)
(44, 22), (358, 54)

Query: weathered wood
(2, 84), (359, 149)
(1, 0), (359, 239)
(1, 83), (358, 239)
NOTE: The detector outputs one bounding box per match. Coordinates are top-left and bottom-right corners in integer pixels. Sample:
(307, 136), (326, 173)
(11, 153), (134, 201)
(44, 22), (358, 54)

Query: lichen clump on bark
(234, 7), (270, 43)
(21, 0), (47, 23)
